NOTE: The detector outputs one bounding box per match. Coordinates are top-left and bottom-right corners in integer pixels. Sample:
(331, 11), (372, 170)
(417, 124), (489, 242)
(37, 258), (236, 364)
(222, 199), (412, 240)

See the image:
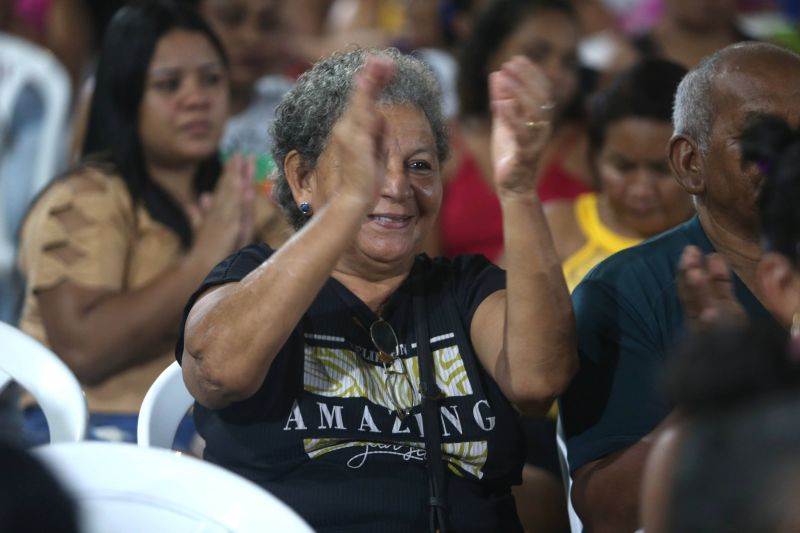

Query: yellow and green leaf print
(303, 343), (473, 410)
(442, 441), (489, 479)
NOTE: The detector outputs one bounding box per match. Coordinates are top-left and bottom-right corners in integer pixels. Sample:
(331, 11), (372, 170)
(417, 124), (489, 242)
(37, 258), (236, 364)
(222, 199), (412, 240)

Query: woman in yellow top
(17, 1), (287, 445)
(546, 58), (695, 292)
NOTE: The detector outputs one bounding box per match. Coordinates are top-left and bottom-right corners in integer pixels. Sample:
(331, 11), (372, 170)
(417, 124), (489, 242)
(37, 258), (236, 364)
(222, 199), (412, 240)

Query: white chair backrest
(138, 360), (195, 449)
(0, 320), (87, 442)
(34, 441), (314, 533)
(0, 32), (71, 196)
(0, 33), (71, 321)
(556, 416), (584, 533)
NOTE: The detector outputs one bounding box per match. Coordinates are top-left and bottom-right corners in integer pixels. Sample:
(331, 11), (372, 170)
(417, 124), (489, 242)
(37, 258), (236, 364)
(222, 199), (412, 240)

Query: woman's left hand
(489, 55), (555, 197)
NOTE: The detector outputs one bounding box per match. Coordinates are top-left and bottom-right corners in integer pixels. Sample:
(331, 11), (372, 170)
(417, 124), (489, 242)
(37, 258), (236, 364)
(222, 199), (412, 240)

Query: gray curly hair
(271, 47), (449, 230)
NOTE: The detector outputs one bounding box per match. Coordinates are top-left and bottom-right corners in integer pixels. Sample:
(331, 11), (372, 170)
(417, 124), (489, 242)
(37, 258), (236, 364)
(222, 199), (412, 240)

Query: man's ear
(669, 134), (705, 195)
(757, 252), (800, 323)
(284, 150), (314, 206)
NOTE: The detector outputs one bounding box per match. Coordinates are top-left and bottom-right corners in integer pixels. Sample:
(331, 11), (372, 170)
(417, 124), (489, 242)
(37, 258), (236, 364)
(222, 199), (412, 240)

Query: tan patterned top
(18, 164), (291, 413)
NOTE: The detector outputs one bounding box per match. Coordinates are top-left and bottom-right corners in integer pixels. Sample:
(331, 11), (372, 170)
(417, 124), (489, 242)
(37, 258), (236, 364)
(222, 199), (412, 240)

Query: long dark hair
(82, 0), (228, 247)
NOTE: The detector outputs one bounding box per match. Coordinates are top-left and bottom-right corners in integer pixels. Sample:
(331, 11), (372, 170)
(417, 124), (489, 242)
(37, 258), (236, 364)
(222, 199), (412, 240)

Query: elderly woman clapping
(177, 48), (576, 532)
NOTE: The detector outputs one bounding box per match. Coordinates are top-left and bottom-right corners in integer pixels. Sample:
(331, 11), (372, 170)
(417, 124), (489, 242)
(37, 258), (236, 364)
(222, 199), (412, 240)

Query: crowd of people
(2, 0), (800, 532)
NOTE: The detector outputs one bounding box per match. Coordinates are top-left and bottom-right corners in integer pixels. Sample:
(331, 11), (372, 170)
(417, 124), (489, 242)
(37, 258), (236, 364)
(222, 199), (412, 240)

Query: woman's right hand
(188, 153), (256, 265)
(324, 55), (396, 211)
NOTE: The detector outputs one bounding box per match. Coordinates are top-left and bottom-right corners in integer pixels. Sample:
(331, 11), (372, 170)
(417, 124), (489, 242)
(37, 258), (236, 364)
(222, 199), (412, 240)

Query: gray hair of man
(271, 47), (450, 230)
(673, 41), (800, 156)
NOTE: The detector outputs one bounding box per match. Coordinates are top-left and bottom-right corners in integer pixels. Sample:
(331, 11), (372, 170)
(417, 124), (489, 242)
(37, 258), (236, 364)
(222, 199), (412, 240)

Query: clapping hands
(489, 55), (555, 197)
(678, 245), (748, 332)
(188, 153), (257, 263)
(325, 55), (396, 212)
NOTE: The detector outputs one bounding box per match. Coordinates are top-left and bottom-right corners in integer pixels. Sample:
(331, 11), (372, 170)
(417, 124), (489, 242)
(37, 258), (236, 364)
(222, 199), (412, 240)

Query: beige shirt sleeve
(19, 167), (134, 293)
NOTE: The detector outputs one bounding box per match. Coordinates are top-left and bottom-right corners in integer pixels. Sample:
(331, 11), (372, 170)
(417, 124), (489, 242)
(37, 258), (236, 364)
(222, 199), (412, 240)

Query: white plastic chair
(138, 360), (195, 449)
(0, 320), (87, 442)
(0, 32), (70, 199)
(34, 441), (314, 533)
(0, 32), (71, 321)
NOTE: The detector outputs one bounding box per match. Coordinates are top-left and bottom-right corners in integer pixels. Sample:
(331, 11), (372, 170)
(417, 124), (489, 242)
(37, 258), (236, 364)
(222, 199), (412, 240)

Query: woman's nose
(182, 77), (211, 107)
(381, 165), (412, 200)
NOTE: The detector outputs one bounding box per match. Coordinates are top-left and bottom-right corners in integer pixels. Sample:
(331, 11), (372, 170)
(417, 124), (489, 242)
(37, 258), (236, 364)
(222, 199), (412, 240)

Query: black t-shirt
(559, 216), (778, 473)
(176, 245), (525, 533)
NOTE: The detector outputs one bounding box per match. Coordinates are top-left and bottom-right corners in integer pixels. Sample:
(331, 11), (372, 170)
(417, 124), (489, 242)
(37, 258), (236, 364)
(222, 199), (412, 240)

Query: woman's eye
(201, 71), (224, 87)
(408, 160), (432, 172)
(153, 78), (180, 92)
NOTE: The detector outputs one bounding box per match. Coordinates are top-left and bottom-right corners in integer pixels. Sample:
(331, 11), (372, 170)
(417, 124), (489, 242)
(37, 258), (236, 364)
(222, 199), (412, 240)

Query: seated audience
(177, 48), (577, 531)
(546, 57), (692, 291)
(558, 41), (800, 533)
(17, 0), (279, 445)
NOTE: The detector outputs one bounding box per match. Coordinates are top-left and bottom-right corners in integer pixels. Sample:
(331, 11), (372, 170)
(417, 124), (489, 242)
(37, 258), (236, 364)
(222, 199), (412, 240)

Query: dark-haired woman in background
(17, 0), (277, 444)
(430, 0), (588, 264)
(546, 57), (694, 291)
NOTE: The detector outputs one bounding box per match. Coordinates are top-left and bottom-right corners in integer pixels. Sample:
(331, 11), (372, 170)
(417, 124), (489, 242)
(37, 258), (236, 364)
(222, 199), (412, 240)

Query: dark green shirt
(559, 215), (777, 472)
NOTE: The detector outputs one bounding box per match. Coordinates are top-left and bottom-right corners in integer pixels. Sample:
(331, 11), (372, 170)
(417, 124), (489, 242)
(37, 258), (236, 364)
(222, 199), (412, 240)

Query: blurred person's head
(741, 116), (800, 329)
(666, 392), (800, 533)
(587, 58), (693, 237)
(0, 443), (80, 533)
(81, 0), (229, 247)
(187, 0), (286, 98)
(669, 42), (800, 240)
(641, 322), (800, 533)
(664, 0), (739, 33)
(457, 0), (579, 120)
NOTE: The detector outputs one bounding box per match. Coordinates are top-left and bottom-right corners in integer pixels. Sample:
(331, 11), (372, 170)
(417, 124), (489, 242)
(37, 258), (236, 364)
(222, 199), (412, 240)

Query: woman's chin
(357, 241), (417, 267)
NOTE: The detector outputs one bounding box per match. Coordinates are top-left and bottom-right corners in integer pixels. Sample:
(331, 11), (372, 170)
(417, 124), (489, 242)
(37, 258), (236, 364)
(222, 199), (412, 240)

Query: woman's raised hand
(489, 56), (554, 197)
(326, 55), (396, 211)
(188, 153), (257, 264)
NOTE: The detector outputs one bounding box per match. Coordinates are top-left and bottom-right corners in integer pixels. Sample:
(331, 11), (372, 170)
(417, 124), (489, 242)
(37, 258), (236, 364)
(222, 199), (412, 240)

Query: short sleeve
(18, 170), (131, 293)
(448, 254), (506, 329)
(175, 244), (272, 363)
(558, 274), (667, 472)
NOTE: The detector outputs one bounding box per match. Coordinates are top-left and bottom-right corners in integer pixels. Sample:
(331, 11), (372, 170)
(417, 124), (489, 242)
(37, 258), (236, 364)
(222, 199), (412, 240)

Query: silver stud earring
(299, 202), (312, 216)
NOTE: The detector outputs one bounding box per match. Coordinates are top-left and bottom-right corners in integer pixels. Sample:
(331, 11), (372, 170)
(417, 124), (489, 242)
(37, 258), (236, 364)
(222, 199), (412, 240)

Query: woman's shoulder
(36, 163), (132, 211)
(22, 163), (135, 243)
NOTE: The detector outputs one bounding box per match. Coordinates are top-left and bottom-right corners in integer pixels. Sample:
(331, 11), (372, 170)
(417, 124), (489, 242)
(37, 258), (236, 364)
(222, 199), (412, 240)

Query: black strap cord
(413, 274), (449, 533)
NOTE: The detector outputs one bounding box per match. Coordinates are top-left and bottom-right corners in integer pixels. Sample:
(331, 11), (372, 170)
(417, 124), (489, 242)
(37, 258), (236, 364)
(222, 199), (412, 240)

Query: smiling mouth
(367, 214), (413, 228)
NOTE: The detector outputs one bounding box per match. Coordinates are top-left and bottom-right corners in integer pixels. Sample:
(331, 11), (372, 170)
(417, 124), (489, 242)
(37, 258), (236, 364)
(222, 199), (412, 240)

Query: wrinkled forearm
(499, 190), (577, 410)
(182, 195), (368, 408)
